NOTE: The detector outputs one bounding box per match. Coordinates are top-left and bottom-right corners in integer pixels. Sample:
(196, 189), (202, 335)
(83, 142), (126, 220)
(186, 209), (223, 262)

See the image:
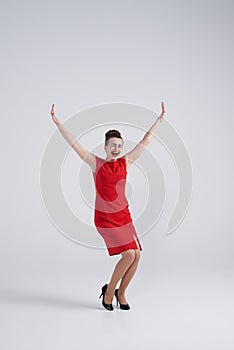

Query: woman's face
(104, 137), (124, 161)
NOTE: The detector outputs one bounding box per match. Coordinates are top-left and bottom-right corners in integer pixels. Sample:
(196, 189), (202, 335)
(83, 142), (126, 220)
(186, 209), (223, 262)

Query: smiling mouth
(111, 152), (119, 156)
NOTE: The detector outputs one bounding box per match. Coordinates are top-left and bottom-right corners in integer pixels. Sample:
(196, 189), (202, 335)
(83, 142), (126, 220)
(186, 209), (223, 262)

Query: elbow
(141, 136), (151, 146)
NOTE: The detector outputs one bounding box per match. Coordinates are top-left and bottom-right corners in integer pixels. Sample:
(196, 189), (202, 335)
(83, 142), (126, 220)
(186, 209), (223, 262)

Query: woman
(50, 102), (166, 311)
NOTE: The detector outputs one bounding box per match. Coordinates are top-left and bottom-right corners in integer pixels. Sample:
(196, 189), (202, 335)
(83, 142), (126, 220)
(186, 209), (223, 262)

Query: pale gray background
(1, 0), (234, 349)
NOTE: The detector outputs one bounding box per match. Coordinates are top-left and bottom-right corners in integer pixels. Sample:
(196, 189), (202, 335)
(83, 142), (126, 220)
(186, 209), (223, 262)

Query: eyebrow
(110, 143), (123, 146)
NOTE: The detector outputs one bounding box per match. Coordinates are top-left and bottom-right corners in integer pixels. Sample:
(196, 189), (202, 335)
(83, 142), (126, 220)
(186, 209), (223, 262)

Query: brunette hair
(105, 129), (123, 146)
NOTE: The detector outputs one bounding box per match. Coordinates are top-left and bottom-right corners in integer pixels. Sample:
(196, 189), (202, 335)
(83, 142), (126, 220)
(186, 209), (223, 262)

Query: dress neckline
(102, 157), (120, 163)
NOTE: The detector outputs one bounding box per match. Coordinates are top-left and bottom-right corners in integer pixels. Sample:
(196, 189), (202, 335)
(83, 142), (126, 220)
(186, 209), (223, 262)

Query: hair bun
(105, 129), (122, 140)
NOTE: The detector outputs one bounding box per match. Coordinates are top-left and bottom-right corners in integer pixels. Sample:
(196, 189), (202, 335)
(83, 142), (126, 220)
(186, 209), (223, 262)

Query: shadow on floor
(0, 288), (103, 311)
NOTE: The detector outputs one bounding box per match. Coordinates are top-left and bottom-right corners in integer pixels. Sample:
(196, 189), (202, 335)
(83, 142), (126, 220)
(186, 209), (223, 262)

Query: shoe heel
(115, 289), (119, 307)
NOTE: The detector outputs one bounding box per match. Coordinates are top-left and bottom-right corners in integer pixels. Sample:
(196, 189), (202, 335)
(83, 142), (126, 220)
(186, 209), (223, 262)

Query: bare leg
(104, 249), (136, 304)
(118, 236), (141, 304)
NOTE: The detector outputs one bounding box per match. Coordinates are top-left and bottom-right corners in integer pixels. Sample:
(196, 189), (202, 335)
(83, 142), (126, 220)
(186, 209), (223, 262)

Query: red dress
(92, 155), (142, 256)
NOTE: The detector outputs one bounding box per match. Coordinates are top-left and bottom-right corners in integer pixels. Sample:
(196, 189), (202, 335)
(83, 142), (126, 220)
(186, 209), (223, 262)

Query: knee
(134, 249), (141, 262)
(122, 250), (136, 264)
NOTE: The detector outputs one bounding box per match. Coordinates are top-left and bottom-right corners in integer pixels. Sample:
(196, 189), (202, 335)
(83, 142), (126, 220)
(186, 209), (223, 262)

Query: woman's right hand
(50, 103), (61, 126)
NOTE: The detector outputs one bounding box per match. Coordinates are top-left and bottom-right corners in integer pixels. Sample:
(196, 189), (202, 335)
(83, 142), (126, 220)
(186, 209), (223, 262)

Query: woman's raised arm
(125, 101), (166, 166)
(50, 104), (96, 172)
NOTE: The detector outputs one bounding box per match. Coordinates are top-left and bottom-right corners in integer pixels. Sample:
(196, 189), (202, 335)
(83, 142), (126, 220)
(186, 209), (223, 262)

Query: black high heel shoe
(115, 289), (130, 310)
(99, 284), (114, 311)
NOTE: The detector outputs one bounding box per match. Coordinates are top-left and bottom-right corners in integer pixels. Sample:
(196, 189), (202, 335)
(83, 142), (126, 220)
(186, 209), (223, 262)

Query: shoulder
(120, 155), (130, 172)
(91, 155), (105, 174)
(119, 156), (126, 163)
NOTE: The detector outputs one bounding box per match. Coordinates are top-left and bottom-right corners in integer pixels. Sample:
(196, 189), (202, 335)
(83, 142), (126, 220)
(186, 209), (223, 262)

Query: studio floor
(1, 269), (233, 350)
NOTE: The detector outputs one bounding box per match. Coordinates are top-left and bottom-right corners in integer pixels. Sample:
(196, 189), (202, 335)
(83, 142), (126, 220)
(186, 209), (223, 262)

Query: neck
(105, 157), (117, 162)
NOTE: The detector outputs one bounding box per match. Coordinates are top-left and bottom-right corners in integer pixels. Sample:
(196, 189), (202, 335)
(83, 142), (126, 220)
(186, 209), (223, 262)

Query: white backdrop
(1, 1), (233, 349)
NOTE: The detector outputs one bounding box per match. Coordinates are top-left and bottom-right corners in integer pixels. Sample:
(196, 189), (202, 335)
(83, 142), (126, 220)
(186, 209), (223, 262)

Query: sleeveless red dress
(92, 155), (143, 256)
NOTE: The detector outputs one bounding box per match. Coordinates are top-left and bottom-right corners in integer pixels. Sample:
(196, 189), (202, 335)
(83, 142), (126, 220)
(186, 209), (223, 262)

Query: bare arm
(50, 104), (96, 171)
(125, 101), (166, 166)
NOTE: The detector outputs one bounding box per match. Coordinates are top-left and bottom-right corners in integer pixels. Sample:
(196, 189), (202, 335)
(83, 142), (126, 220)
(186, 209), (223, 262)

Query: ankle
(117, 288), (126, 296)
(106, 285), (115, 296)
